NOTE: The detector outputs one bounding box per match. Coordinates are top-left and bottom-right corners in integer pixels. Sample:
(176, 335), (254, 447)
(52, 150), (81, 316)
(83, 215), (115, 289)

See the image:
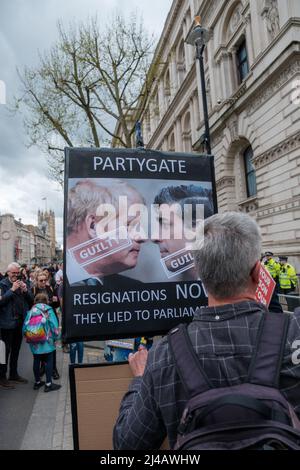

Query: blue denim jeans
(69, 342), (84, 364)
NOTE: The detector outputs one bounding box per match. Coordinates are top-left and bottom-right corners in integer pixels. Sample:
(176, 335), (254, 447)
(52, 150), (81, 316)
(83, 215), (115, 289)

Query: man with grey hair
(0, 262), (33, 388)
(113, 212), (300, 450)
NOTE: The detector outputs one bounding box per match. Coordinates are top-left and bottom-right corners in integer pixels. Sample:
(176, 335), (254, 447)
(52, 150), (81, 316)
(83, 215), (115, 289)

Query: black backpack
(168, 311), (300, 450)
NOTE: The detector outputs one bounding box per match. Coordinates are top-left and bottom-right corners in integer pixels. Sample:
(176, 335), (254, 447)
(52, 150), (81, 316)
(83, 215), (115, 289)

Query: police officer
(279, 256), (298, 312)
(263, 251), (280, 283)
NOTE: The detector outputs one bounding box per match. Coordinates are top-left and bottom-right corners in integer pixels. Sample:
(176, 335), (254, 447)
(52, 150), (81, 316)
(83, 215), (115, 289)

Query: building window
(164, 69), (171, 102)
(244, 146), (257, 197)
(237, 40), (249, 83)
(177, 39), (186, 85)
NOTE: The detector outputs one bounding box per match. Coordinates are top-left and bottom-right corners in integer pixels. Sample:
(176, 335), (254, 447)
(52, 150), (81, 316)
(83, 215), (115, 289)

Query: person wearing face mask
(0, 262), (33, 388)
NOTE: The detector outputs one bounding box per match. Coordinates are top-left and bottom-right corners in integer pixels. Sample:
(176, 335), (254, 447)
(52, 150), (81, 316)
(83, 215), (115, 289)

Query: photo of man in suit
(66, 179), (145, 287)
(152, 184), (214, 280)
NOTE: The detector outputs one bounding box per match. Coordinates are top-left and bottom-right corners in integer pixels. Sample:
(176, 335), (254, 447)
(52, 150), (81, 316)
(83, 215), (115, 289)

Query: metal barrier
(278, 294), (300, 313)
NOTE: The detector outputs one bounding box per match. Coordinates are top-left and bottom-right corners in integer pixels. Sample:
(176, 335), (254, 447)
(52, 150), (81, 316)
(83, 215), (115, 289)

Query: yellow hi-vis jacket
(264, 258), (280, 280)
(279, 263), (298, 290)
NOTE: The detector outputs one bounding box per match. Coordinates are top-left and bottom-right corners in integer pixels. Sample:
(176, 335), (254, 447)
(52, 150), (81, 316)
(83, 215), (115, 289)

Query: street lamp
(186, 16), (211, 155)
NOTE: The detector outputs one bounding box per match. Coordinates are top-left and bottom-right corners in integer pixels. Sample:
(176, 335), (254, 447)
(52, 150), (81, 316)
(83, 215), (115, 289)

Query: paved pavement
(0, 341), (37, 450)
(0, 341), (105, 450)
(20, 345), (71, 450)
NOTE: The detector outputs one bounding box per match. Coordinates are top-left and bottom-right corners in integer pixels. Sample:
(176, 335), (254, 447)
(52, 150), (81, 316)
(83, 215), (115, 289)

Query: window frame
(243, 145), (257, 198)
(236, 39), (249, 83)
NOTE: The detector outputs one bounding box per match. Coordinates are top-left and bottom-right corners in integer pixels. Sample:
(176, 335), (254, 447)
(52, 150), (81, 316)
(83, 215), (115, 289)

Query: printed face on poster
(63, 148), (217, 342)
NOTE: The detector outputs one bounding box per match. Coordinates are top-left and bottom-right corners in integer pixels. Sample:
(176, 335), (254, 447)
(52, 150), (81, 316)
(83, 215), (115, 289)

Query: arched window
(243, 146), (257, 197)
(236, 38), (249, 83)
(164, 69), (171, 104)
(177, 39), (186, 85)
(217, 1), (251, 95)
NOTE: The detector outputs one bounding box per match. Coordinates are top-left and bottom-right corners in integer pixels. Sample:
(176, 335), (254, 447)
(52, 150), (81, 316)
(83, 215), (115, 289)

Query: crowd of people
(0, 244), (299, 390)
(1, 211), (300, 449)
(0, 261), (67, 391)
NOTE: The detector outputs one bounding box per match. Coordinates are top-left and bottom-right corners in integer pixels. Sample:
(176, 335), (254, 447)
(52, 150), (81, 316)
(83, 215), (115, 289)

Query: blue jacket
(0, 277), (33, 329)
(23, 303), (59, 355)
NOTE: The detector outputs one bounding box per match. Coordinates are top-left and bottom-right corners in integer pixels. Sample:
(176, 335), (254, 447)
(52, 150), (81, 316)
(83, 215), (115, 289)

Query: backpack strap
(248, 311), (290, 387)
(24, 308), (33, 325)
(168, 323), (213, 398)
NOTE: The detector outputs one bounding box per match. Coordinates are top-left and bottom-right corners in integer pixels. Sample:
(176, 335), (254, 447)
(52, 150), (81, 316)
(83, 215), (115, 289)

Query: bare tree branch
(16, 12), (156, 182)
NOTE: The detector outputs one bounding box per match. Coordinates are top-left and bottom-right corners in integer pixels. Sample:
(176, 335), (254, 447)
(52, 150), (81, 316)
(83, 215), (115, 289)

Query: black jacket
(32, 285), (60, 310)
(0, 277), (33, 329)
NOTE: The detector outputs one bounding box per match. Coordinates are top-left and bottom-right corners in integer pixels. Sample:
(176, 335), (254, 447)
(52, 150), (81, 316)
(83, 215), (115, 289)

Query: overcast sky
(0, 0), (173, 246)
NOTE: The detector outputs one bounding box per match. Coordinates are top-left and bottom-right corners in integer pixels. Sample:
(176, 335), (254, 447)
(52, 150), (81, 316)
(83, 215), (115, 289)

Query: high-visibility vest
(265, 258), (280, 279)
(279, 263), (298, 290)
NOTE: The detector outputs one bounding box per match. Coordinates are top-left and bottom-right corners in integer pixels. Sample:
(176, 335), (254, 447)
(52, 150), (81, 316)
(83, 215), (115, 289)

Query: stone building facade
(0, 212), (55, 273)
(114, 0), (300, 270)
(0, 215), (32, 271)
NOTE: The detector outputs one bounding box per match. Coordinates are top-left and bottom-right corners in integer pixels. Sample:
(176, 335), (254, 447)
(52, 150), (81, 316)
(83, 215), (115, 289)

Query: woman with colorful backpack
(23, 292), (61, 392)
(32, 270), (60, 379)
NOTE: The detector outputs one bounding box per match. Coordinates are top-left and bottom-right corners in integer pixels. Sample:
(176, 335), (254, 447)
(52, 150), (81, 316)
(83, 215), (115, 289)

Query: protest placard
(63, 148), (217, 342)
(256, 263), (276, 307)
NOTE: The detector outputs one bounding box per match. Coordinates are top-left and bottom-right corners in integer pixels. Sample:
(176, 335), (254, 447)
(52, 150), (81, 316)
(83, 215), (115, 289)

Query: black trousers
(40, 349), (57, 371)
(0, 323), (23, 379)
(33, 352), (53, 384)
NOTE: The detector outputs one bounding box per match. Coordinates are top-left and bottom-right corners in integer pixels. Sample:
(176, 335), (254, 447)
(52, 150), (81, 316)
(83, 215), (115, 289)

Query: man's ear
(250, 260), (261, 286)
(86, 214), (97, 238)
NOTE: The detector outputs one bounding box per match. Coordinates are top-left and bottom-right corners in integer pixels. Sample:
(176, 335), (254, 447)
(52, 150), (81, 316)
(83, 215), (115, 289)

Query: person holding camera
(0, 262), (33, 389)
